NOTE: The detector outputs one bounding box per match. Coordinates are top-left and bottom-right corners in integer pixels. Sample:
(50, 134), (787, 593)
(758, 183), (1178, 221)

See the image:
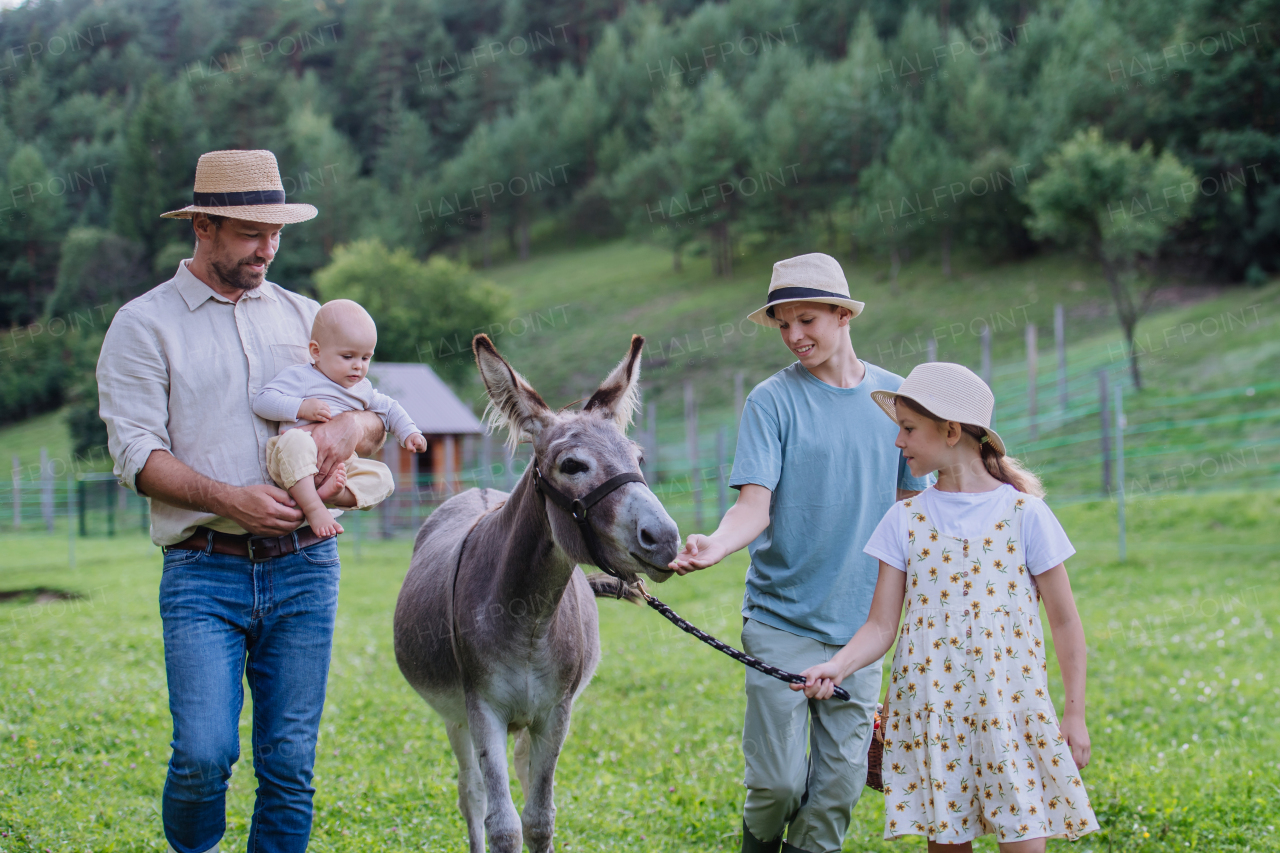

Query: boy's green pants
(740, 618), (882, 853)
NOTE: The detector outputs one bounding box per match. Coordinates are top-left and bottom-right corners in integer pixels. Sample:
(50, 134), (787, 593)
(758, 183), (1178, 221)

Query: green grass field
(1, 490), (1277, 852)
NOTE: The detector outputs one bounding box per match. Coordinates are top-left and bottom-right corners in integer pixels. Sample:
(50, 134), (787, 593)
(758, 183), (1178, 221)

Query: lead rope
(533, 464), (851, 701)
(638, 588), (851, 702)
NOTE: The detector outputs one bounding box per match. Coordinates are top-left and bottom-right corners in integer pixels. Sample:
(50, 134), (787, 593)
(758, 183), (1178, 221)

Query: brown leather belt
(163, 525), (334, 563)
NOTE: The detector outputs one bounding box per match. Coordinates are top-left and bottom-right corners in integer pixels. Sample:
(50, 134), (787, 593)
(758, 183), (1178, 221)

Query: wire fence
(3, 307), (1276, 552)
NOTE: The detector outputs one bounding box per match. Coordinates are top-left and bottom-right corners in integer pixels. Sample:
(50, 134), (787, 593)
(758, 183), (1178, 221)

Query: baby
(253, 299), (427, 536)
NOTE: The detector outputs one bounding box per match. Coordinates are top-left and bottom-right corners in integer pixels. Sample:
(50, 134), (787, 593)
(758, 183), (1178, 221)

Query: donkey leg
(468, 701), (523, 853)
(520, 703), (574, 853)
(445, 720), (487, 853)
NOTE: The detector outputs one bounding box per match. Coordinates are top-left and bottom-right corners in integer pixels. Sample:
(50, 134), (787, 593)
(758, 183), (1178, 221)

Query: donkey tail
(585, 573), (647, 605)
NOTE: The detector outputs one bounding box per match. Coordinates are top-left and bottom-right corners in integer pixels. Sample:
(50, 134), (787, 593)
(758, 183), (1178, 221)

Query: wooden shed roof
(367, 362), (484, 436)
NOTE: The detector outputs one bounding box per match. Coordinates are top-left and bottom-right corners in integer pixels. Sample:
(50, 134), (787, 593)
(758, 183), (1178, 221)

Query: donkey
(393, 333), (680, 853)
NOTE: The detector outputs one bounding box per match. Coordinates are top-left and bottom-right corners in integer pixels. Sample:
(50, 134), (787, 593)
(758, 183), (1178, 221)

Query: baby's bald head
(309, 299), (379, 387)
(312, 299), (378, 352)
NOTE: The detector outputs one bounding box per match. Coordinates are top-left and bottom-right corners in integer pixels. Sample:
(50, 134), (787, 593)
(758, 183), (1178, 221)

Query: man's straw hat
(870, 362), (1007, 456)
(161, 149), (317, 224)
(746, 252), (865, 328)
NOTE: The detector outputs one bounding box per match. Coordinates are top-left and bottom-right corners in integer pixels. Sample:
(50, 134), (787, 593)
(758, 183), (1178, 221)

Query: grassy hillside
(0, 409), (83, 482)
(2, 238), (1276, 508)
(475, 238), (1279, 506)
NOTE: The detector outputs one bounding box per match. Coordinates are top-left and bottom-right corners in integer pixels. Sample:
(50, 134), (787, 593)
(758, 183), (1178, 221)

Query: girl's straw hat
(746, 253), (865, 328)
(870, 362), (1007, 455)
(160, 149), (317, 224)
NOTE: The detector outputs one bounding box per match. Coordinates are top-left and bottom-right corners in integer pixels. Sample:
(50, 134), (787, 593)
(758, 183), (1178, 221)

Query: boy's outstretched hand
(405, 433), (428, 453)
(667, 534), (729, 575)
(792, 660), (847, 700)
(666, 484), (773, 575)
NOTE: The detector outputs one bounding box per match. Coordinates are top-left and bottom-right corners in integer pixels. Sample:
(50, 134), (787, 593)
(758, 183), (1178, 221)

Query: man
(97, 149), (386, 853)
(668, 253), (932, 853)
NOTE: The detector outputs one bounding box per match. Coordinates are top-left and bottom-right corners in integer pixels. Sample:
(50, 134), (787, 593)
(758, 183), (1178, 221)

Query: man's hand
(311, 410), (384, 483)
(297, 398), (332, 422)
(135, 449), (304, 536)
(405, 433), (428, 453)
(668, 534), (729, 574)
(221, 484), (305, 536)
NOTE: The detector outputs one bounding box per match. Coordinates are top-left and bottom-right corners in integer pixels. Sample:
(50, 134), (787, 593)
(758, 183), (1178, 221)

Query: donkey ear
(473, 334), (553, 451)
(584, 334), (644, 431)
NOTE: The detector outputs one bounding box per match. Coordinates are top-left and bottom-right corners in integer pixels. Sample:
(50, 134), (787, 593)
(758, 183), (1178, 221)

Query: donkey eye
(559, 458), (588, 475)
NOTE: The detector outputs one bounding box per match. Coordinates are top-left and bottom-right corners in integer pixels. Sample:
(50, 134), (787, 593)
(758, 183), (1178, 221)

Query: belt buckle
(246, 535), (271, 563)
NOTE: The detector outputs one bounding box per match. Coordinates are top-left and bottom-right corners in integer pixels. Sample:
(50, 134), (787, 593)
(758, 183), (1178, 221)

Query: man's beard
(210, 254), (269, 291)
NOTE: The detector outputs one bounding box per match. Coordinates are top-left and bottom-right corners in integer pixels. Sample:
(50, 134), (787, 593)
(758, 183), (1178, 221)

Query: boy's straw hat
(160, 149), (317, 224)
(746, 253), (865, 328)
(870, 362), (1007, 455)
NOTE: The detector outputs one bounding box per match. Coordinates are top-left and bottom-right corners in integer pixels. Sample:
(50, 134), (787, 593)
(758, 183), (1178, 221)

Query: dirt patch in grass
(0, 587), (84, 605)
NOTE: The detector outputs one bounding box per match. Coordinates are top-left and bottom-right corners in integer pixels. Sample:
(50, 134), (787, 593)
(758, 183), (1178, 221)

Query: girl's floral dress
(881, 494), (1097, 843)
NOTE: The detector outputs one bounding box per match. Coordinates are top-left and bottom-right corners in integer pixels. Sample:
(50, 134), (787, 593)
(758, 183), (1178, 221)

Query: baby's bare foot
(304, 504), (344, 538)
(315, 462), (348, 503)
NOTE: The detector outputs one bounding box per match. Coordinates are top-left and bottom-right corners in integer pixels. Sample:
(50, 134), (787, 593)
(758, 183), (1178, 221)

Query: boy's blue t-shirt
(729, 360), (933, 645)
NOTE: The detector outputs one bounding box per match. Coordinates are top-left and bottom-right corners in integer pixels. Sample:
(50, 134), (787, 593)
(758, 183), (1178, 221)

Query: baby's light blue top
(729, 361), (934, 645)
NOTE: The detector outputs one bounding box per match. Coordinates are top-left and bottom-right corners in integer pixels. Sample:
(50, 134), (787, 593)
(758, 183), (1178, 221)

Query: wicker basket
(865, 705), (885, 793)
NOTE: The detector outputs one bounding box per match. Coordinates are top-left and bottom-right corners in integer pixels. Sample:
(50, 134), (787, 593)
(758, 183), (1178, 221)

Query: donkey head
(473, 333), (680, 583)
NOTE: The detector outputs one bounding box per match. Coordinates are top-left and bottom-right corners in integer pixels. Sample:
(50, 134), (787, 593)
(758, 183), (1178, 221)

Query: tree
(675, 72), (751, 276)
(111, 77), (202, 262)
(313, 239), (508, 385)
(608, 76), (694, 270)
(46, 227), (147, 319)
(1025, 127), (1195, 389)
(1, 144), (67, 326)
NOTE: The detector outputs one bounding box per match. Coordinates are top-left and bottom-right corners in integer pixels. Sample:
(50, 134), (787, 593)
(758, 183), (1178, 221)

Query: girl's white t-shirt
(863, 483), (1075, 575)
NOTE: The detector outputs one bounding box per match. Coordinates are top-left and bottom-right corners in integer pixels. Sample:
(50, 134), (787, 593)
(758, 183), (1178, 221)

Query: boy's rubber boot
(781, 844), (818, 853)
(741, 819), (783, 853)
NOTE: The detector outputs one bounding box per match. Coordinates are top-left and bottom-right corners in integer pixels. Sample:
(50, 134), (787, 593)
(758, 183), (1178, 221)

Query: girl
(793, 362), (1097, 851)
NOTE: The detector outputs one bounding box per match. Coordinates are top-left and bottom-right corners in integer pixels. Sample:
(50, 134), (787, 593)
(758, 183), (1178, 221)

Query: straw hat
(870, 362), (1007, 455)
(746, 253), (865, 328)
(160, 149), (317, 224)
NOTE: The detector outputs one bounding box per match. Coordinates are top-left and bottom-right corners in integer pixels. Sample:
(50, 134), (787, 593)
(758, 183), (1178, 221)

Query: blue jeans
(158, 535), (341, 853)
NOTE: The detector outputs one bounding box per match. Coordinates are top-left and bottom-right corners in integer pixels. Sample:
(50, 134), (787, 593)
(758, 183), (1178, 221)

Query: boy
(253, 298), (427, 535)
(669, 253), (932, 853)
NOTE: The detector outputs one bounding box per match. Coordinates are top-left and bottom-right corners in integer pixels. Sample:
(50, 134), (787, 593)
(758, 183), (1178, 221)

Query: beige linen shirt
(97, 259), (350, 546)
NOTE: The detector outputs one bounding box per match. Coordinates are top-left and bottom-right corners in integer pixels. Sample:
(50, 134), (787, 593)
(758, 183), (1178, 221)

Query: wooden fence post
(926, 337), (937, 363)
(481, 431), (493, 487)
(684, 380), (701, 529)
(443, 435), (456, 496)
(716, 425), (727, 521)
(10, 455), (18, 530)
(106, 479), (115, 537)
(67, 472), (75, 568)
(980, 326), (992, 386)
(734, 371), (745, 425)
(78, 478), (86, 536)
(1054, 303), (1068, 413)
(1115, 383), (1126, 561)
(1026, 324), (1038, 441)
(1098, 370), (1112, 496)
(40, 447), (53, 532)
(643, 402), (657, 480)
